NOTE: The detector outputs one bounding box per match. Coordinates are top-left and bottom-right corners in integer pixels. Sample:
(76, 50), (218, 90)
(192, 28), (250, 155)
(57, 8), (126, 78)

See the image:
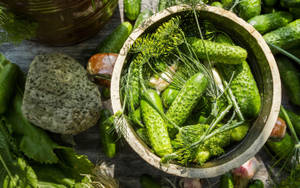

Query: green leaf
(6, 91), (59, 164)
(0, 118), (38, 188)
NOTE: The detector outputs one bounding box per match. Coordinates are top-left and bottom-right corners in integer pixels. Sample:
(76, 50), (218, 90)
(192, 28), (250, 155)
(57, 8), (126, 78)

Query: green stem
(0, 154), (14, 181)
(268, 43), (300, 65)
(230, 0), (240, 11)
(208, 103), (233, 132)
(281, 106), (300, 143)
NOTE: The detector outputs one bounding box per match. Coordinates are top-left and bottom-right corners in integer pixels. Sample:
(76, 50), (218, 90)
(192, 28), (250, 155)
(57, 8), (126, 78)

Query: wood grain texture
(111, 4), (281, 178)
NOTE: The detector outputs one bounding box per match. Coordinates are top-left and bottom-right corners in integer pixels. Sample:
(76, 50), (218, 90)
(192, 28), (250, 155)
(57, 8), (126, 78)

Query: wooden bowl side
(111, 5), (281, 178)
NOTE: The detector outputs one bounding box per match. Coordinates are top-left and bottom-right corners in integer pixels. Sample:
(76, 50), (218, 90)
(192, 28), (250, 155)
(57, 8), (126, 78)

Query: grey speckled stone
(22, 53), (102, 134)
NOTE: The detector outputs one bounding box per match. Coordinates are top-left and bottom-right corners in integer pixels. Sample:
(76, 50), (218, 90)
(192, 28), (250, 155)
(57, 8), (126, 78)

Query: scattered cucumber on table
(276, 55), (300, 106)
(220, 172), (234, 188)
(263, 0), (277, 6)
(238, 0), (261, 20)
(99, 109), (117, 158)
(267, 133), (294, 159)
(124, 0), (141, 21)
(263, 19), (300, 53)
(0, 54), (19, 114)
(187, 37), (248, 64)
(141, 89), (173, 157)
(133, 9), (153, 30)
(248, 11), (293, 34)
(140, 174), (161, 188)
(280, 0), (300, 8)
(166, 72), (208, 135)
(96, 22), (133, 53)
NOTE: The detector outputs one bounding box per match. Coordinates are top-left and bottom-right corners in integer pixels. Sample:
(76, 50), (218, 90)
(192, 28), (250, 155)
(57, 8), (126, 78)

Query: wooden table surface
(0, 1), (277, 187)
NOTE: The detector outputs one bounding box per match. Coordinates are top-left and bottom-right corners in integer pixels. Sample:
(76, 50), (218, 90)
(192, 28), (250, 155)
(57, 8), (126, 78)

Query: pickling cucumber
(166, 72), (208, 135)
(0, 61), (19, 114)
(238, 0), (261, 20)
(97, 22), (133, 53)
(161, 87), (179, 108)
(263, 19), (300, 53)
(267, 133), (294, 159)
(276, 56), (300, 106)
(124, 0), (141, 21)
(281, 0), (300, 8)
(141, 89), (173, 157)
(248, 11), (293, 34)
(230, 124), (249, 142)
(263, 0), (277, 6)
(133, 9), (153, 30)
(187, 37), (247, 64)
(221, 0), (233, 8)
(211, 1), (223, 8)
(220, 173), (234, 188)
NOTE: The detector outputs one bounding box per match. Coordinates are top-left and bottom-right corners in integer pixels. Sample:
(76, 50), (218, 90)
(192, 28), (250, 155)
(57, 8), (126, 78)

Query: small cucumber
(230, 124), (249, 142)
(276, 56), (300, 106)
(97, 22), (133, 53)
(166, 72), (208, 135)
(249, 180), (264, 188)
(281, 0), (300, 8)
(290, 8), (300, 19)
(211, 1), (223, 8)
(238, 0), (261, 20)
(221, 0), (233, 8)
(187, 37), (248, 64)
(248, 11), (293, 34)
(141, 89), (173, 157)
(267, 133), (294, 159)
(99, 109), (117, 158)
(263, 19), (300, 53)
(133, 9), (153, 30)
(124, 0), (141, 21)
(161, 87), (179, 108)
(220, 172), (234, 188)
(263, 0), (277, 6)
(0, 61), (19, 114)
(140, 174), (161, 188)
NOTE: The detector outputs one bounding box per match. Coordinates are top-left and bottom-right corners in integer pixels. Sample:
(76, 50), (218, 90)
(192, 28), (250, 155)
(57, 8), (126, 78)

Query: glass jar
(2, 0), (118, 46)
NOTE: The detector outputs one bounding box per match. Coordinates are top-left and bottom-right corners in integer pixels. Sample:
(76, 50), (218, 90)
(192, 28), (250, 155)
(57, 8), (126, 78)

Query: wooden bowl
(111, 5), (281, 178)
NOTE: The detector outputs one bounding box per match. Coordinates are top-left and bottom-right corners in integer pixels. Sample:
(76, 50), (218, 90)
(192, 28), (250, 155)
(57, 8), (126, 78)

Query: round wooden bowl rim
(111, 4), (281, 178)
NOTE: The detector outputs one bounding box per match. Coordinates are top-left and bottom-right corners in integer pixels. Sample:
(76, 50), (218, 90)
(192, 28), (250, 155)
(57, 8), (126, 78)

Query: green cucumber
(248, 11), (293, 34)
(128, 58), (141, 109)
(263, 19), (300, 53)
(166, 72), (208, 135)
(161, 87), (179, 109)
(249, 180), (264, 188)
(238, 0), (261, 20)
(140, 175), (161, 188)
(133, 9), (153, 30)
(99, 109), (117, 158)
(290, 8), (300, 19)
(263, 0), (277, 6)
(267, 133), (294, 159)
(211, 1), (223, 8)
(124, 0), (141, 21)
(141, 89), (173, 157)
(279, 109), (300, 136)
(230, 124), (249, 142)
(221, 0), (233, 8)
(0, 61), (19, 114)
(187, 37), (248, 64)
(276, 56), (300, 106)
(220, 172), (234, 188)
(132, 107), (142, 126)
(281, 0), (300, 8)
(97, 22), (133, 53)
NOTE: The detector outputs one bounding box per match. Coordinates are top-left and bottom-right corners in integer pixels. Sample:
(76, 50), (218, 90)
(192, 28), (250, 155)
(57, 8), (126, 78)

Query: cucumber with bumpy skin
(124, 0), (141, 21)
(166, 72), (208, 135)
(141, 89), (173, 157)
(238, 0), (261, 20)
(248, 11), (293, 34)
(187, 37), (248, 64)
(276, 55), (300, 106)
(263, 19), (300, 53)
(161, 87), (179, 108)
(97, 22), (132, 53)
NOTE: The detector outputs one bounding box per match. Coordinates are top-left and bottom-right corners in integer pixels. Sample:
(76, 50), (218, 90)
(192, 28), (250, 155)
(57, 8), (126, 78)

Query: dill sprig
(0, 6), (37, 44)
